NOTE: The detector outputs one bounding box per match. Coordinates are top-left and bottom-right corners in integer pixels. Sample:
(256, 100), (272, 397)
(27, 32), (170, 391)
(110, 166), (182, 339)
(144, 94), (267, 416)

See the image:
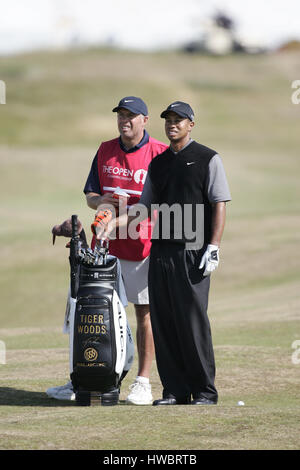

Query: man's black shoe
(191, 397), (217, 405)
(153, 394), (190, 406)
(153, 397), (178, 406)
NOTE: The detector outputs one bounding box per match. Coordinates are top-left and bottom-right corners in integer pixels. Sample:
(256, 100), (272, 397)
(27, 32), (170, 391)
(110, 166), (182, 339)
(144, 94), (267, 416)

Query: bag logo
(84, 347), (98, 362)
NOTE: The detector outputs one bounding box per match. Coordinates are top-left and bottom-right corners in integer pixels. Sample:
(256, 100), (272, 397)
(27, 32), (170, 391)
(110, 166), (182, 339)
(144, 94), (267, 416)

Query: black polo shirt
(139, 140), (231, 246)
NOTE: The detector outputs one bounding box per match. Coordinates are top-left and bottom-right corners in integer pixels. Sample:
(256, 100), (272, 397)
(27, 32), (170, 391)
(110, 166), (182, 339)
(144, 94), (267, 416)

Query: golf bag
(67, 215), (133, 406)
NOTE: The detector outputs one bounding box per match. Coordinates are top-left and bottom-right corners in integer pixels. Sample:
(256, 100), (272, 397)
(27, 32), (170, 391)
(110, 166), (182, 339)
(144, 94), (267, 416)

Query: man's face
(117, 108), (148, 142)
(164, 112), (194, 143)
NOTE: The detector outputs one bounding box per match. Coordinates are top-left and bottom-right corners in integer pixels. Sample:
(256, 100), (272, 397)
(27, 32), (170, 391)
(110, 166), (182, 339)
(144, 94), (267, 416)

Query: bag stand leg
(75, 388), (120, 406)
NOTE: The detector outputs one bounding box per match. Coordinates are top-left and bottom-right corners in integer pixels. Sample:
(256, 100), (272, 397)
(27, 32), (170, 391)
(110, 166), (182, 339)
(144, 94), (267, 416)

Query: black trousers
(149, 242), (218, 402)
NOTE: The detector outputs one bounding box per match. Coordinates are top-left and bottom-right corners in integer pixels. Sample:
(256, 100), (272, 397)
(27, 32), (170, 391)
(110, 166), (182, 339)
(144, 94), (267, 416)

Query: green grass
(0, 47), (300, 450)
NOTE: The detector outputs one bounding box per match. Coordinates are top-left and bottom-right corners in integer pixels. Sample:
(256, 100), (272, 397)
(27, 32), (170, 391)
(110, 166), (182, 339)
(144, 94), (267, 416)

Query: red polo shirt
(91, 136), (168, 260)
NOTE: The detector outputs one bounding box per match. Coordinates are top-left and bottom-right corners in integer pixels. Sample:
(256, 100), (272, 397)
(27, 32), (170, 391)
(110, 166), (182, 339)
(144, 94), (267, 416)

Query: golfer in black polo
(139, 101), (231, 405)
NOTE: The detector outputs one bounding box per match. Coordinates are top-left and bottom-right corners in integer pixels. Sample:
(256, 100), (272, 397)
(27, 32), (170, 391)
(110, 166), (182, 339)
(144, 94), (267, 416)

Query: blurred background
(1, 0), (300, 54)
(0, 0), (299, 353)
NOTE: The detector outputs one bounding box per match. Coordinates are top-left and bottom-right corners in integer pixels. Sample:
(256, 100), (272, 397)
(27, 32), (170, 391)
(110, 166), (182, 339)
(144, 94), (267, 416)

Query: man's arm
(199, 201), (227, 276)
(210, 201), (226, 247)
(84, 150), (121, 211)
(199, 153), (231, 275)
(95, 203), (151, 241)
(94, 171), (155, 240)
(86, 192), (119, 210)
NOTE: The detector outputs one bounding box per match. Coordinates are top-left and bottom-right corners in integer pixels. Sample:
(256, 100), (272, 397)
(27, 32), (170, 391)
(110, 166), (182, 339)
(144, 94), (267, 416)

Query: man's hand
(86, 192), (120, 210)
(99, 193), (121, 208)
(199, 244), (219, 276)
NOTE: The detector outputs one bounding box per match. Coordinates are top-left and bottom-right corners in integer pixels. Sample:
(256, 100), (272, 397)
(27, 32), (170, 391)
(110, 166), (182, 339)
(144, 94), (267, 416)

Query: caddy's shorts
(119, 256), (149, 305)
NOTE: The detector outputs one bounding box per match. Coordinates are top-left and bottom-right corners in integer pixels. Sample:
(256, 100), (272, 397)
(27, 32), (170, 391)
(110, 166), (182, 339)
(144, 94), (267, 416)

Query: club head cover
(52, 218), (83, 245)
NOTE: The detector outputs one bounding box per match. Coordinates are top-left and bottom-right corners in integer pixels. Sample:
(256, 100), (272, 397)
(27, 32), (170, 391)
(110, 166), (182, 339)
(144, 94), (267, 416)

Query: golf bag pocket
(73, 295), (116, 373)
(72, 289), (127, 392)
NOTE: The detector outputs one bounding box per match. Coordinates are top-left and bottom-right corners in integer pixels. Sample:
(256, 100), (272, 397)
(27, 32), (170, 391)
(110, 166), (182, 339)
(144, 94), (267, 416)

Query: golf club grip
(72, 214), (78, 238)
(70, 215), (79, 298)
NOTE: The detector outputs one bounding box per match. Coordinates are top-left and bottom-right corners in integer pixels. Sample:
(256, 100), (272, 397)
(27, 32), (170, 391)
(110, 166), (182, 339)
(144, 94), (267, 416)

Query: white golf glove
(199, 244), (219, 276)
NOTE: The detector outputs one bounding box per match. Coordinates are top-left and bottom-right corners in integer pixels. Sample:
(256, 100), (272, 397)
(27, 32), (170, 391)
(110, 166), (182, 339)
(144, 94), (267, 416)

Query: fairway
(0, 48), (299, 450)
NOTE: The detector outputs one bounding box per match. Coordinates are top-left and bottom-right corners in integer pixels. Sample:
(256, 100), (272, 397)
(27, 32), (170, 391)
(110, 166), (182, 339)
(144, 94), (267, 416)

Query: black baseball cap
(112, 96), (148, 116)
(160, 101), (194, 121)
